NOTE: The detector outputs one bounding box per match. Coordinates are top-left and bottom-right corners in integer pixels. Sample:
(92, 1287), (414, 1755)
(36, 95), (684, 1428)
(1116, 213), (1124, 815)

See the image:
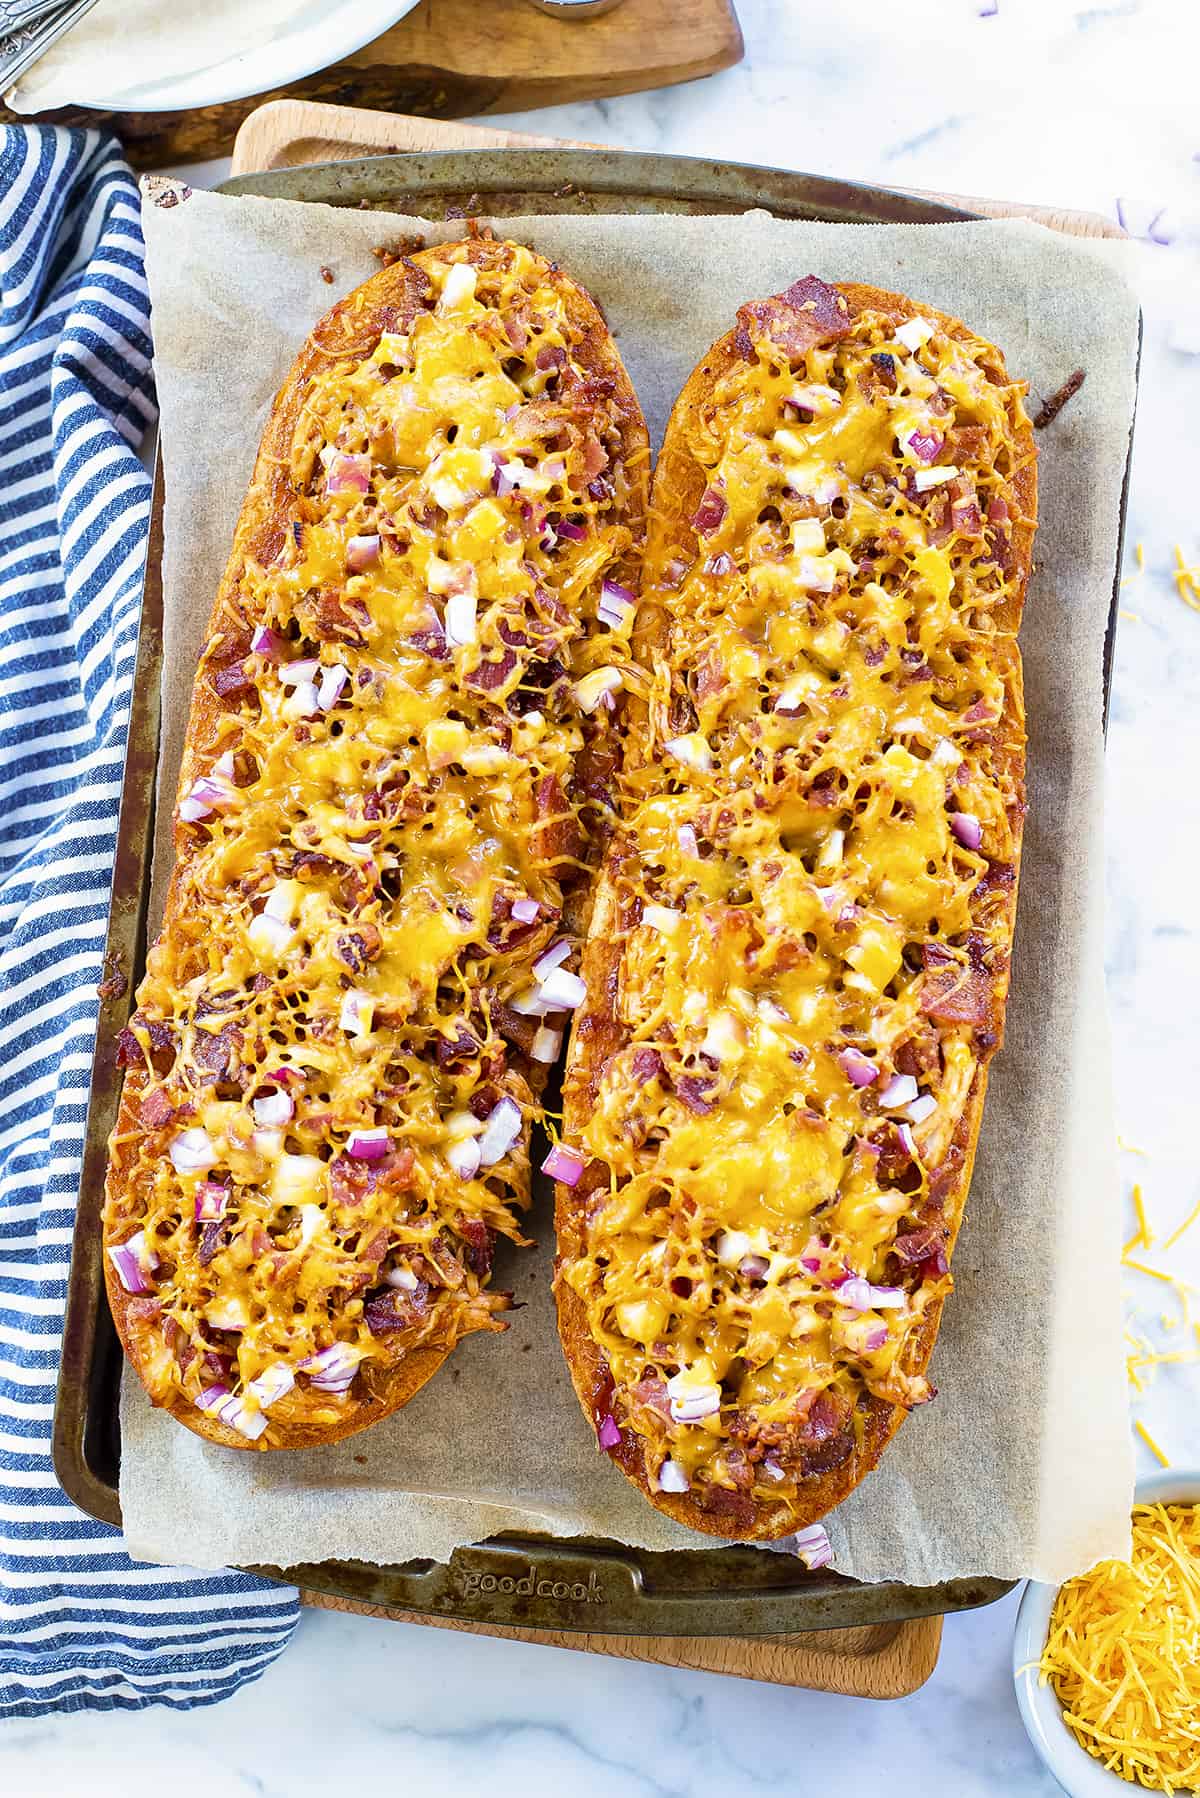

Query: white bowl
(1013, 1469), (1200, 1797)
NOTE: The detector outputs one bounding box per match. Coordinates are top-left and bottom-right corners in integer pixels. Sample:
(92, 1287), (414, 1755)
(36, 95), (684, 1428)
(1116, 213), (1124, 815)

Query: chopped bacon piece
(212, 661), (252, 697)
(198, 1221), (225, 1266)
(490, 996), (539, 1057)
(695, 1481), (756, 1531)
(364, 1280), (430, 1335)
(892, 1224), (945, 1265)
(313, 591), (371, 646)
(629, 1372), (672, 1420)
(734, 275), (851, 364)
(336, 925), (382, 973)
(920, 965), (993, 1025)
(692, 484), (727, 537)
(795, 1390), (854, 1476)
(468, 648), (518, 694)
(674, 1072), (717, 1115)
(531, 773), (583, 875)
(456, 1217), (494, 1278)
(191, 1022), (241, 1078)
(630, 1047), (665, 1086)
(138, 1087), (174, 1129)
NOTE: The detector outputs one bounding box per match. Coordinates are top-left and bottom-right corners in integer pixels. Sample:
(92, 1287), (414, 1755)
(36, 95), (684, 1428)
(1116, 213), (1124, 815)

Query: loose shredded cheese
(1039, 1504), (1200, 1795)
(1134, 1420), (1171, 1468)
(1174, 545), (1200, 614)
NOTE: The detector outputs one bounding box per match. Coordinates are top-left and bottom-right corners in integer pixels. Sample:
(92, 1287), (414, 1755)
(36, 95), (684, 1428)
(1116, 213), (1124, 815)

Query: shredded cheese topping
(562, 281), (1032, 1520)
(1039, 1504), (1200, 1795)
(106, 239), (643, 1441)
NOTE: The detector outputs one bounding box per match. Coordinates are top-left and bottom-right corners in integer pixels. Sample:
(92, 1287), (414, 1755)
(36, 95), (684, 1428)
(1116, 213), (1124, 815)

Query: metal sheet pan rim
(55, 144), (1136, 1637)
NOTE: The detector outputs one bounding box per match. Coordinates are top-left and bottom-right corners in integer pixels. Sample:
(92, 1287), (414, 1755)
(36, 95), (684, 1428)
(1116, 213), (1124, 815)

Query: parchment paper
(122, 186), (1139, 1584)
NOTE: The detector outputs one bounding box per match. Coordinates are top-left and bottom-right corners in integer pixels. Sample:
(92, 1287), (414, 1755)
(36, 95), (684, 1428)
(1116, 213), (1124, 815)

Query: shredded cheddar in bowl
(1039, 1503), (1200, 1794)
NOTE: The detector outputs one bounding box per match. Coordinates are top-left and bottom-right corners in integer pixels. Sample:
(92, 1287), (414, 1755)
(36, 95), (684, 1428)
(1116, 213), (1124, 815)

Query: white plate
(1013, 1469), (1200, 1797)
(8, 0), (420, 113)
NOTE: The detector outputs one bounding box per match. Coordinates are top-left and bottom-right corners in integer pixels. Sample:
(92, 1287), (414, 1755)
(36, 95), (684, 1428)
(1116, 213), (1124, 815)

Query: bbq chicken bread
(104, 236), (648, 1449)
(555, 276), (1036, 1539)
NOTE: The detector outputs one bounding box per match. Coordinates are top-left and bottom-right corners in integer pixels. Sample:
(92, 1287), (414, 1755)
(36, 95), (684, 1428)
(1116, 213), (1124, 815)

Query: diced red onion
(180, 772), (236, 822)
(597, 1413), (621, 1451)
(556, 518), (587, 542)
(532, 938), (572, 981)
(387, 1266), (419, 1292)
(250, 625), (287, 660)
(347, 1127), (389, 1160)
(253, 1091), (293, 1128)
(901, 427), (943, 464)
(195, 1383), (231, 1414)
(838, 1276), (906, 1312)
(575, 667), (622, 713)
(279, 659), (320, 687)
(949, 810), (983, 850)
(194, 1182), (229, 1223)
(248, 911), (294, 957)
(598, 578), (637, 629)
(170, 1127), (217, 1175)
(511, 897), (540, 925)
(739, 1254), (770, 1282)
(318, 663), (350, 711)
(716, 1230), (750, 1267)
(300, 1343), (363, 1395)
(285, 679), (320, 718)
(107, 1231), (154, 1295)
(898, 1122), (918, 1159)
(477, 1097), (522, 1167)
(838, 1047), (878, 1088)
(793, 1523), (833, 1570)
(211, 1390), (269, 1440)
(762, 1452), (786, 1483)
(340, 990), (374, 1038)
(542, 1143), (585, 1186)
(895, 317), (935, 353)
(656, 1458), (691, 1494)
(536, 967), (587, 1010)
(643, 903), (681, 936)
(246, 1362), (295, 1409)
(667, 1373), (721, 1424)
(444, 590), (478, 648)
(326, 452), (370, 496)
(665, 733), (712, 774)
(251, 1127), (283, 1158)
(878, 1073), (918, 1111)
(531, 1023), (564, 1064)
(447, 1136), (482, 1180)
(346, 533), (381, 573)
(263, 883), (295, 923)
(267, 1065), (302, 1085)
(677, 825), (699, 857)
(905, 1092), (937, 1126)
(913, 464), (958, 492)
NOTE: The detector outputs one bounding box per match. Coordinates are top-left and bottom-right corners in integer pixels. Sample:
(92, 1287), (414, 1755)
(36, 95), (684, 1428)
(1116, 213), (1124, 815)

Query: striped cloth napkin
(0, 126), (298, 1716)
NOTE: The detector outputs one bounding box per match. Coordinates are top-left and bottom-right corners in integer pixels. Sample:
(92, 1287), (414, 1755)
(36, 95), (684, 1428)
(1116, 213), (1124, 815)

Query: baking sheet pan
(54, 149), (1135, 1635)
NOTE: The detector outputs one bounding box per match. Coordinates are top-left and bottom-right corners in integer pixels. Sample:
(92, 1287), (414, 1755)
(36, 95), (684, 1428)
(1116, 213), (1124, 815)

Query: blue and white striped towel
(0, 126), (298, 1716)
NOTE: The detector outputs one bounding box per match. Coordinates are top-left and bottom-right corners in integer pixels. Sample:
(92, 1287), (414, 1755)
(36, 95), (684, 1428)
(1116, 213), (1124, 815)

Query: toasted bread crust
(556, 280), (1036, 1538)
(105, 237), (648, 1450)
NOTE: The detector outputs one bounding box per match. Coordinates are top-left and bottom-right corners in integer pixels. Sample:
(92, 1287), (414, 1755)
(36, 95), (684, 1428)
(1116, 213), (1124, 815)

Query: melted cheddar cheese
(562, 279), (1032, 1521)
(106, 239), (645, 1444)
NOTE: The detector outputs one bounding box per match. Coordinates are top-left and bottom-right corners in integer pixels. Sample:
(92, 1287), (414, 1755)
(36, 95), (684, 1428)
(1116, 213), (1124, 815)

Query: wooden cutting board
(229, 97), (1124, 242)
(300, 1590), (944, 1697)
(241, 93), (1051, 1699)
(0, 0), (742, 169)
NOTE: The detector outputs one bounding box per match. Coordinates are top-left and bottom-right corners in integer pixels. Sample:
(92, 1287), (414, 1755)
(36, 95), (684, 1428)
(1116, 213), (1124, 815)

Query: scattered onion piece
(542, 1143), (585, 1186)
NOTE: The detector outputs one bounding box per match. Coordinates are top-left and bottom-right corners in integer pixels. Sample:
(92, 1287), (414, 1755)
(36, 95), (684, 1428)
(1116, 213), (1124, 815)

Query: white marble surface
(5, 0), (1200, 1790)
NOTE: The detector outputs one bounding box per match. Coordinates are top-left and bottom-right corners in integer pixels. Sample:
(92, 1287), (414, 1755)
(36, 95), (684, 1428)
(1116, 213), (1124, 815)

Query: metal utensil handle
(0, 0), (100, 92)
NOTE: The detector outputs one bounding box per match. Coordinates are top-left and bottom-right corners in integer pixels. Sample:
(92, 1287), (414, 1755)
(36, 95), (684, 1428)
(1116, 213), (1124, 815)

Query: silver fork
(0, 0), (102, 95)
